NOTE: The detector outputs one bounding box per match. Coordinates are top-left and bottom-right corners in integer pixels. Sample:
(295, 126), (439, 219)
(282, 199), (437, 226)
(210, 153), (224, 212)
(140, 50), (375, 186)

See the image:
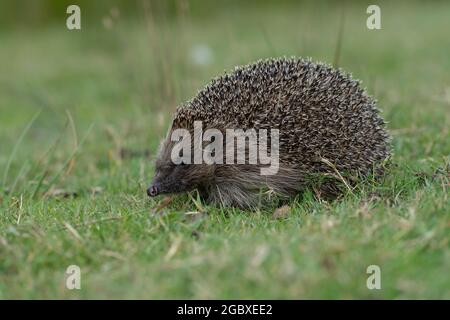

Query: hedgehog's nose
(147, 184), (159, 197)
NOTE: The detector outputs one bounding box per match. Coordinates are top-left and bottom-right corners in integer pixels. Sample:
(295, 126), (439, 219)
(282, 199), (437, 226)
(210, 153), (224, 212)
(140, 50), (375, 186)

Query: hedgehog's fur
(148, 57), (391, 208)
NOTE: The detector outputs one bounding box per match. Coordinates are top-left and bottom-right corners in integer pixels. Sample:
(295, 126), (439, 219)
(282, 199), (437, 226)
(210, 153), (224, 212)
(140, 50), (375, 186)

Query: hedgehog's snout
(147, 184), (159, 197)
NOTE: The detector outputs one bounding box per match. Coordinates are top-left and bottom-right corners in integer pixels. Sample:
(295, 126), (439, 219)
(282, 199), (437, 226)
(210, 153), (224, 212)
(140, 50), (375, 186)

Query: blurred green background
(0, 0), (449, 299)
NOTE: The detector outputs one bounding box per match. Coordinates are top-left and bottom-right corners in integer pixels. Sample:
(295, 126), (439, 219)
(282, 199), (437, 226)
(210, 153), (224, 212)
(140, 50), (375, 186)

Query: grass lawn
(0, 1), (449, 299)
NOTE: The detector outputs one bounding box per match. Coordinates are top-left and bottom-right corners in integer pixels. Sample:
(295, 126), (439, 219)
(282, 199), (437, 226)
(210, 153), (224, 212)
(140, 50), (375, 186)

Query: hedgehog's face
(147, 162), (215, 197)
(147, 139), (215, 197)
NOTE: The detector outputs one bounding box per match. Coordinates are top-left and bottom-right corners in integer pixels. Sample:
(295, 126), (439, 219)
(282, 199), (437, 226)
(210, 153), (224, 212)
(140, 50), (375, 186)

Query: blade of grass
(333, 5), (346, 68)
(9, 161), (30, 195)
(320, 157), (355, 195)
(29, 120), (70, 198)
(259, 23), (277, 57)
(10, 115), (72, 195)
(2, 111), (41, 190)
(32, 123), (95, 199)
(65, 109), (78, 176)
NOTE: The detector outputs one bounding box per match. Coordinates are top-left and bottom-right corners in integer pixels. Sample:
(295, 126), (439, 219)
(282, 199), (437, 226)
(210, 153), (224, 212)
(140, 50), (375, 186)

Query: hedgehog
(147, 57), (391, 208)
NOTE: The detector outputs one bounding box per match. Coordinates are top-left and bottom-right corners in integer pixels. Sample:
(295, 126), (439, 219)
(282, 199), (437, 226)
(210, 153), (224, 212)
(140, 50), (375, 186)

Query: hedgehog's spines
(162, 57), (391, 207)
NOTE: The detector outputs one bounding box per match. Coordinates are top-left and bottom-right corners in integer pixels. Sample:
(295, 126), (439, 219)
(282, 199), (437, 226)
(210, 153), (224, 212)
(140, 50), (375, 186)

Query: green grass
(0, 1), (449, 299)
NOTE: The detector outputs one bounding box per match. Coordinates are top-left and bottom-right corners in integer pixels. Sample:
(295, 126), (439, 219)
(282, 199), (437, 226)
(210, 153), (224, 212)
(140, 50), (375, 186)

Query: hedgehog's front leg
(202, 182), (258, 209)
